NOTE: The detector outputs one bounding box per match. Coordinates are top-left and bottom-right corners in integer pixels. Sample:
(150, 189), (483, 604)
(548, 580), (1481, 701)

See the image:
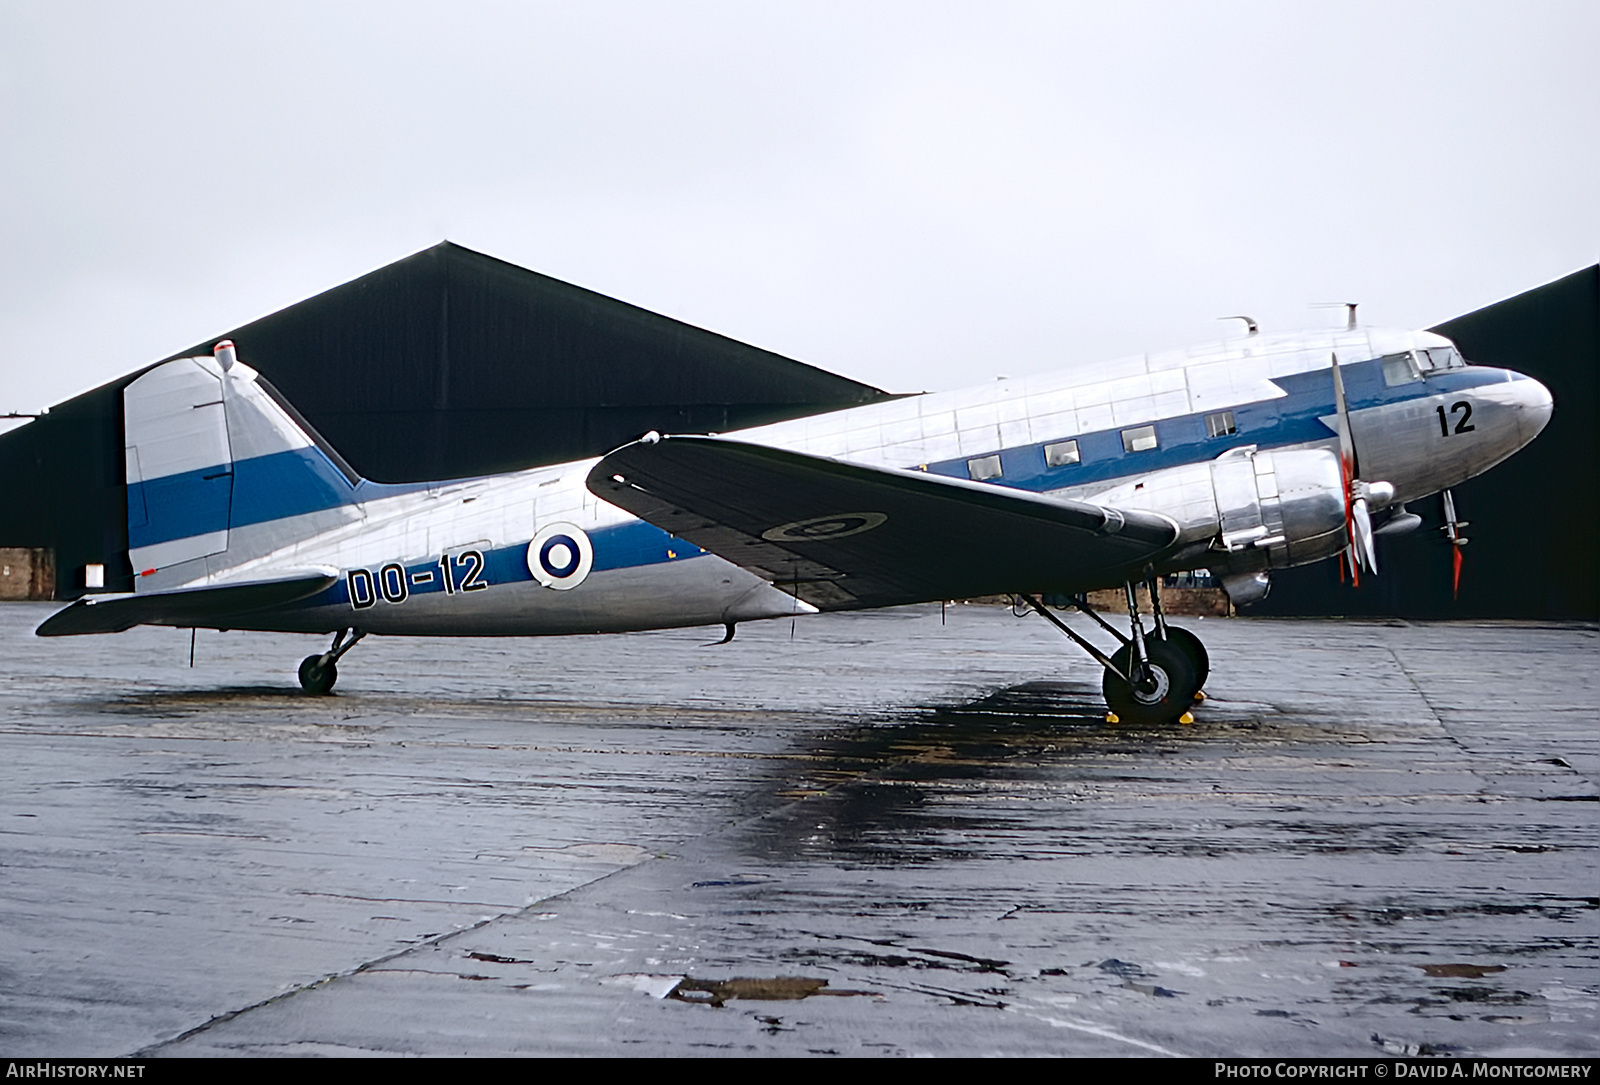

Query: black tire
(298, 655), (337, 695)
(1159, 625), (1210, 693)
(1102, 639), (1198, 725)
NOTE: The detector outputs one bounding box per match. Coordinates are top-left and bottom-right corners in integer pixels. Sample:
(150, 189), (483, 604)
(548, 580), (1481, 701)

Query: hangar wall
(0, 242), (891, 596)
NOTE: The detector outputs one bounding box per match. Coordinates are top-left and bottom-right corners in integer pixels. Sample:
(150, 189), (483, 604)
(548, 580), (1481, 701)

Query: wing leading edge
(587, 436), (1179, 610)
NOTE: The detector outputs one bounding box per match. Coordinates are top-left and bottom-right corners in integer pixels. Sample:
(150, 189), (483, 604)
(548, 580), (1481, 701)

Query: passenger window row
(965, 410), (1240, 480)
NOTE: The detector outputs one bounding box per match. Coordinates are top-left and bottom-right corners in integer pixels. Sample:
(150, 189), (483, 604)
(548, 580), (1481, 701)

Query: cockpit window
(1418, 346), (1465, 372)
(1381, 352), (1422, 386)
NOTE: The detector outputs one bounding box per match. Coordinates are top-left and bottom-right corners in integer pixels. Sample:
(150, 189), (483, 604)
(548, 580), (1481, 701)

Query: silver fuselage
(148, 324), (1553, 635)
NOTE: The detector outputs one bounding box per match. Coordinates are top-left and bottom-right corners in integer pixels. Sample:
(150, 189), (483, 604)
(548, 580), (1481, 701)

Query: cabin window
(1205, 410), (1237, 438)
(1121, 425), (1158, 453)
(967, 454), (1003, 481)
(1381, 352), (1422, 386)
(1044, 439), (1080, 467)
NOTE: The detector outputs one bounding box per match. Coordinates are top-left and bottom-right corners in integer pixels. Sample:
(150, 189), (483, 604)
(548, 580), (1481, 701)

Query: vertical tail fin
(126, 341), (364, 589)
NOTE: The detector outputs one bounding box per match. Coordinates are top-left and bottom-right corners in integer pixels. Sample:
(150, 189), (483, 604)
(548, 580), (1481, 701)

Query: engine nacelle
(1083, 445), (1350, 577)
(1208, 446), (1351, 573)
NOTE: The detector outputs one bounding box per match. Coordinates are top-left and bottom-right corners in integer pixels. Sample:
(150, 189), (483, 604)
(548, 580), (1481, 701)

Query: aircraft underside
(268, 564), (1219, 723)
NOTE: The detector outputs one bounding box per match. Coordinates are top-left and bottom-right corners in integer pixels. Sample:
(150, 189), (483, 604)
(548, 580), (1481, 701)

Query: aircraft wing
(587, 436), (1179, 610)
(36, 571), (339, 637)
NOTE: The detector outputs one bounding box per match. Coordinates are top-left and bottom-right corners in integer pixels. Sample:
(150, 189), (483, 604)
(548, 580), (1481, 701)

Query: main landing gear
(1020, 576), (1208, 726)
(297, 628), (366, 695)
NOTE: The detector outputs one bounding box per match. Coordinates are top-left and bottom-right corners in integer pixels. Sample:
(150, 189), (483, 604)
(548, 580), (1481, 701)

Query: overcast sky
(2, 0), (1596, 420)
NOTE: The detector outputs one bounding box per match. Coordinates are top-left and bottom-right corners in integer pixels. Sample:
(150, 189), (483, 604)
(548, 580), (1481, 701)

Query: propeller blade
(1330, 352), (1359, 480)
(1330, 352), (1363, 585)
(1440, 489), (1469, 599)
(1351, 495), (1377, 574)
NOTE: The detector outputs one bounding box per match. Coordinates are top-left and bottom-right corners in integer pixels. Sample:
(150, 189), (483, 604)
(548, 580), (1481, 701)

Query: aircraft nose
(1511, 373), (1554, 443)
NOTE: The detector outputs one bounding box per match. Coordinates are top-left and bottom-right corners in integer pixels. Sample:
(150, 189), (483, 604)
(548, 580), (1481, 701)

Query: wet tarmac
(0, 602), (1595, 1057)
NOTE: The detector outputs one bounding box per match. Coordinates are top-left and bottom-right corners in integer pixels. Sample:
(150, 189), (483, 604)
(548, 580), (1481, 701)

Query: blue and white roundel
(527, 522), (594, 590)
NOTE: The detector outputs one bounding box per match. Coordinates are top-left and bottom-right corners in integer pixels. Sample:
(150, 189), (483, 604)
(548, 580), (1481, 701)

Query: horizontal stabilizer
(587, 436), (1178, 610)
(36, 572), (338, 637)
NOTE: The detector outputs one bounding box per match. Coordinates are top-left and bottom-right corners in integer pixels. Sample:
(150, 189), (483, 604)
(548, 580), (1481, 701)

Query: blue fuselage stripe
(316, 519), (699, 607)
(924, 359), (1502, 492)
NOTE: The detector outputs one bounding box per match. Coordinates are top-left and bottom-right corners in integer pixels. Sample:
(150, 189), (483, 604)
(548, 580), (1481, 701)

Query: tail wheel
(1159, 626), (1210, 693)
(1102, 639), (1198, 725)
(298, 655), (337, 695)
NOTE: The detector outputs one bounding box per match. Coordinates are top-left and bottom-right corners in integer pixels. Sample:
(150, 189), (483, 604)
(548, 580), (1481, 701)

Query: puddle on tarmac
(667, 976), (878, 1008)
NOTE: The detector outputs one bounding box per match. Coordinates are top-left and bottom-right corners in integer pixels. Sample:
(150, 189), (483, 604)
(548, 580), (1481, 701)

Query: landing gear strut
(298, 628), (366, 694)
(1021, 575), (1207, 725)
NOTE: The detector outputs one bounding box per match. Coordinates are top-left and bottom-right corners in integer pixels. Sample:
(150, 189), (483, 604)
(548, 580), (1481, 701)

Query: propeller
(1329, 353), (1394, 584)
(1440, 489), (1469, 598)
(1330, 353), (1372, 583)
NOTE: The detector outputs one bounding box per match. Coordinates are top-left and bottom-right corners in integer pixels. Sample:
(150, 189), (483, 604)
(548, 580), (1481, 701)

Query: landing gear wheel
(1159, 626), (1210, 694)
(298, 655), (337, 695)
(1102, 639), (1198, 725)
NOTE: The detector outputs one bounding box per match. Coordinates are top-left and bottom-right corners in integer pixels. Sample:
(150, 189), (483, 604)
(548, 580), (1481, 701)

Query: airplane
(35, 315), (1553, 724)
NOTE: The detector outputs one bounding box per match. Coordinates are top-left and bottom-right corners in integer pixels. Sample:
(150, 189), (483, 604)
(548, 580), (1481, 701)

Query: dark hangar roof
(167, 241), (893, 482)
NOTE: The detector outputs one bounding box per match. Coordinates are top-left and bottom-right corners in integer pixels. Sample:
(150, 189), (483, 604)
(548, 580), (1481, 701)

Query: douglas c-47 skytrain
(38, 315), (1552, 723)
